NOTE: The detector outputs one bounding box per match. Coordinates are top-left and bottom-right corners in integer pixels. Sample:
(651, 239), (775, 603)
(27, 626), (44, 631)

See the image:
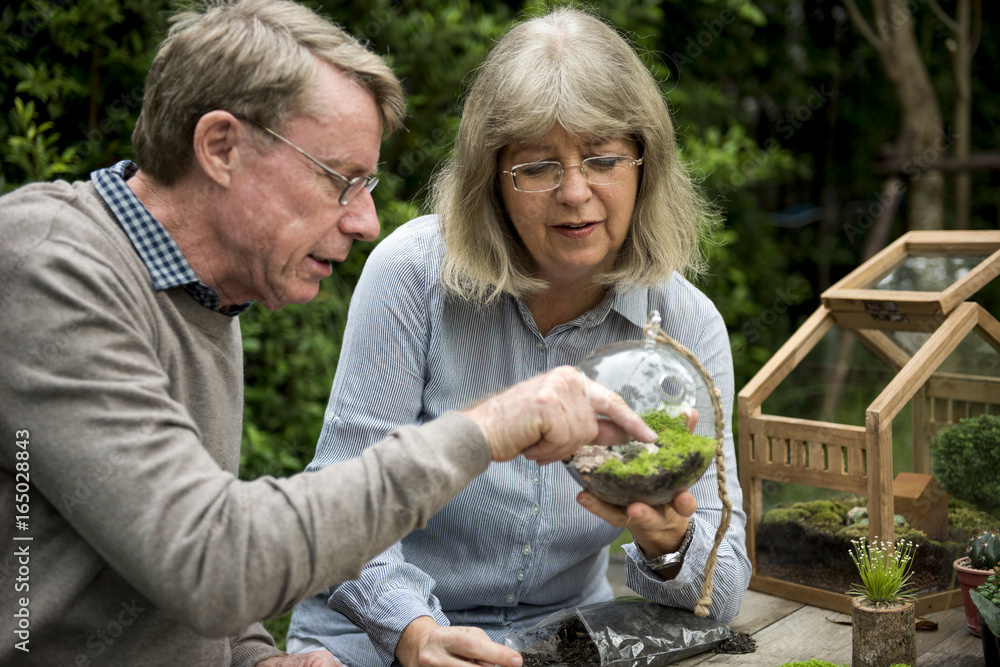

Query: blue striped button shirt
(288, 215), (750, 666)
(91, 160), (251, 316)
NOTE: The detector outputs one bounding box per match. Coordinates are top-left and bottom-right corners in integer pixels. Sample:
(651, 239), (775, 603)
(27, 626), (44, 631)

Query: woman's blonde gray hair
(434, 8), (717, 303)
(132, 0), (405, 185)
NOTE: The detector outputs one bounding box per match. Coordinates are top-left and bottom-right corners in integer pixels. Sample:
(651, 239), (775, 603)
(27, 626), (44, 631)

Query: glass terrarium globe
(576, 340), (700, 419)
(567, 313), (718, 506)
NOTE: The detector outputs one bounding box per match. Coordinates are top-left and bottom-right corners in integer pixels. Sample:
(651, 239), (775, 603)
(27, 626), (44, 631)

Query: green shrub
(239, 272), (355, 480)
(931, 414), (1000, 515)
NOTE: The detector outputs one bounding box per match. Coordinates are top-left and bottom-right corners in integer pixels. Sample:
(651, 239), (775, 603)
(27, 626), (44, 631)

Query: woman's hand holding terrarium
(578, 487), (698, 579)
(577, 405), (702, 579)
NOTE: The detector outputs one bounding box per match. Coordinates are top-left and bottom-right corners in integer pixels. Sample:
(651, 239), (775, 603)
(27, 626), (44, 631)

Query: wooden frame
(820, 230), (1000, 332)
(739, 299), (1000, 614)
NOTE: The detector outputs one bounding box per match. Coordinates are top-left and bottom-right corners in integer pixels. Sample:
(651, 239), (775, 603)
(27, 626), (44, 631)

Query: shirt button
(522, 544), (532, 556)
(506, 594), (516, 603)
(531, 503), (540, 516)
(535, 340), (546, 350)
(517, 569), (526, 581)
(532, 475), (540, 486)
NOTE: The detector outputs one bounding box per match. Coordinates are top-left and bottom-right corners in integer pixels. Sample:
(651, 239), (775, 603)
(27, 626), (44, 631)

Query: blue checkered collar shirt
(92, 160), (252, 316)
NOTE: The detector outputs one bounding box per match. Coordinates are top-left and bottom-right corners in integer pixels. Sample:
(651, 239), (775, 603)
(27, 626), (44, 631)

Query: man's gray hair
(133, 0), (405, 185)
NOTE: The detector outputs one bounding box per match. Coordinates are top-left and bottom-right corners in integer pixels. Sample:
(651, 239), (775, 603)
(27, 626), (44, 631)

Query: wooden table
(606, 552), (983, 666)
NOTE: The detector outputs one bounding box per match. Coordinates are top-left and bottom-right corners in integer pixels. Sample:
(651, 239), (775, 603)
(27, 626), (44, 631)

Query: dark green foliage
(1, 0), (167, 191)
(239, 278), (353, 479)
(968, 529), (1000, 572)
(931, 414), (1000, 515)
(977, 571), (1000, 607)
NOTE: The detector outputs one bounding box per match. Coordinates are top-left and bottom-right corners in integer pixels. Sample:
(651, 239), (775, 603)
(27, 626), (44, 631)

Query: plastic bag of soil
(501, 596), (733, 667)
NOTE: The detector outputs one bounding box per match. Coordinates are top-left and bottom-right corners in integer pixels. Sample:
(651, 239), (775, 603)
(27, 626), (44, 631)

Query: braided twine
(643, 321), (733, 618)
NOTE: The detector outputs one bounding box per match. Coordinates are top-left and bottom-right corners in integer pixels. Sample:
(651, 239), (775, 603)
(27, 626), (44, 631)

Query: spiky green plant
(848, 537), (918, 605)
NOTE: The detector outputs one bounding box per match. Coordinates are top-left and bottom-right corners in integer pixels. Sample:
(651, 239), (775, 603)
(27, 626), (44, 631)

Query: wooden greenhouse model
(738, 230), (1000, 614)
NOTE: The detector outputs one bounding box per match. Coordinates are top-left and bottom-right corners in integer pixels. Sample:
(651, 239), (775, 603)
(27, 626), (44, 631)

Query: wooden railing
(744, 415), (868, 494)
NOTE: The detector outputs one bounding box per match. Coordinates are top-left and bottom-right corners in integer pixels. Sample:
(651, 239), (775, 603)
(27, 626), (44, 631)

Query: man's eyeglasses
(246, 120), (378, 206)
(501, 156), (643, 193)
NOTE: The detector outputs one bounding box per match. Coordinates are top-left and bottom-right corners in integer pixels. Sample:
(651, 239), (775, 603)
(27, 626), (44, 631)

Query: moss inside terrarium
(756, 495), (998, 595)
(594, 409), (716, 478)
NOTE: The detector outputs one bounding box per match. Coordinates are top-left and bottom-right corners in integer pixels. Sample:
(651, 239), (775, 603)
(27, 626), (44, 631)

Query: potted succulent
(971, 569), (1000, 666)
(848, 537), (918, 667)
(955, 529), (1000, 636)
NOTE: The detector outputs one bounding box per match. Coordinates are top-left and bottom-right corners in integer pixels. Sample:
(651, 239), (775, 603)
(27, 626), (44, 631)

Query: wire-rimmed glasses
(501, 155), (644, 193)
(245, 119), (378, 206)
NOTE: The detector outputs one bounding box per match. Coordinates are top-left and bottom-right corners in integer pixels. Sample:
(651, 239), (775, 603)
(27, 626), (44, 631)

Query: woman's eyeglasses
(501, 156), (643, 193)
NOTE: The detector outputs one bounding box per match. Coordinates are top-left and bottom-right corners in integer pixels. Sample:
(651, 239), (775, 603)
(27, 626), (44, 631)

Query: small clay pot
(954, 556), (992, 637)
(851, 596), (916, 667)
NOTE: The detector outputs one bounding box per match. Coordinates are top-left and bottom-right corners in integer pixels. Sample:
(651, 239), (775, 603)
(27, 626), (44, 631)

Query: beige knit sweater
(0, 179), (490, 666)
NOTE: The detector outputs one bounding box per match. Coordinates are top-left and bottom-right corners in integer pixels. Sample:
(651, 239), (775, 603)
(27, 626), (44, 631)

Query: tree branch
(842, 0), (883, 51)
(872, 151), (1000, 176)
(971, 0), (982, 57)
(927, 0), (959, 33)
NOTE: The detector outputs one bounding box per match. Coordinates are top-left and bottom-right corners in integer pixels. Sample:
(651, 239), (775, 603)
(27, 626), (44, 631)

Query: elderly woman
(288, 8), (750, 667)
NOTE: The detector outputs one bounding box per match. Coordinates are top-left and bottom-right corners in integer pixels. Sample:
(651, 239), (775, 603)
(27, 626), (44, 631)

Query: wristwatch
(635, 521), (695, 571)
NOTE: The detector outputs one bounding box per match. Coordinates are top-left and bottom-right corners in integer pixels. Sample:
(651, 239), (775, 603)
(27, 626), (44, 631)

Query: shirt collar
(92, 160), (251, 316)
(574, 286), (651, 330)
(612, 286), (653, 330)
(521, 284), (651, 336)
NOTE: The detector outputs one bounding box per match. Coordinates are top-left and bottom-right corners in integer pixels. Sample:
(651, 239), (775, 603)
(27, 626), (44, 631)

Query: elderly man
(0, 1), (654, 666)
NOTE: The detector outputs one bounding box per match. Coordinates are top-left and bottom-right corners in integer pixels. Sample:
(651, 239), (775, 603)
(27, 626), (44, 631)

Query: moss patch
(761, 495), (997, 547)
(757, 496), (999, 596)
(567, 408), (717, 506)
(594, 410), (716, 478)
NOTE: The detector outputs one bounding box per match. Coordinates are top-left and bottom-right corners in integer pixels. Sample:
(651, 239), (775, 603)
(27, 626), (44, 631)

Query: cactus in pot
(956, 529), (1000, 636)
(969, 529), (1000, 572)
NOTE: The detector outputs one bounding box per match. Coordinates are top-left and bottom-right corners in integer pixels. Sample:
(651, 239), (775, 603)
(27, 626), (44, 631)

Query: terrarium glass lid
(821, 230), (1000, 332)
